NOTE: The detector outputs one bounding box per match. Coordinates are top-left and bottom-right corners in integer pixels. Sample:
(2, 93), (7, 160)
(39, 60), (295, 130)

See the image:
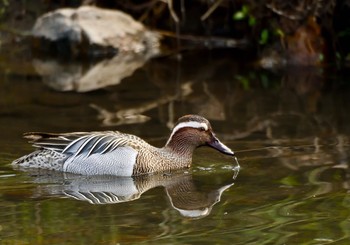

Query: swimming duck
(12, 115), (234, 176)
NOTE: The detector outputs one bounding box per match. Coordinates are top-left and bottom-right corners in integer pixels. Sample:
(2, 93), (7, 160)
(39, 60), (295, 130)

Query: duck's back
(12, 131), (153, 176)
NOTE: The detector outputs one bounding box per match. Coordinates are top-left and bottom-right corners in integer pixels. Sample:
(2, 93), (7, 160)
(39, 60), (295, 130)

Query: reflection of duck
(163, 174), (234, 218)
(13, 115), (234, 176)
(32, 170), (238, 219)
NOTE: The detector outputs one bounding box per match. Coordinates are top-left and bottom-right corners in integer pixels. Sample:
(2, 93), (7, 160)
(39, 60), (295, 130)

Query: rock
(31, 6), (160, 57)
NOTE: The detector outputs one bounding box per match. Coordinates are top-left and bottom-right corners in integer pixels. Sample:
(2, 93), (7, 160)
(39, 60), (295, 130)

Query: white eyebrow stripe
(166, 121), (208, 145)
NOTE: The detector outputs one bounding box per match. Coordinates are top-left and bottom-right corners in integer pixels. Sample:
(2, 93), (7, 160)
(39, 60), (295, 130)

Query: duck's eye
(199, 127), (206, 132)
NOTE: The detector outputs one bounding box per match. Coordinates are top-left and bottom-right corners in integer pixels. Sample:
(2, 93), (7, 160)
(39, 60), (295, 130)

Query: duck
(12, 115), (234, 176)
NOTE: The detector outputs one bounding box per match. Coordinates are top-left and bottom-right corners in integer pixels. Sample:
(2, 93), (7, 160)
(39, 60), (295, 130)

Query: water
(0, 48), (350, 244)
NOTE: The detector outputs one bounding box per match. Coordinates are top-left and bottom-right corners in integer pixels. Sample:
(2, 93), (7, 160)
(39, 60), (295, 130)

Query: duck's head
(165, 115), (234, 156)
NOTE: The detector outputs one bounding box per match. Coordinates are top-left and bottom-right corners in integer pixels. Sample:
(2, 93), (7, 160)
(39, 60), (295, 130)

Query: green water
(0, 50), (350, 244)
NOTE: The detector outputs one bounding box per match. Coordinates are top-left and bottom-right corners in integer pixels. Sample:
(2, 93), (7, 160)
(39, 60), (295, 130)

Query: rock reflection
(33, 52), (148, 92)
(29, 170), (238, 219)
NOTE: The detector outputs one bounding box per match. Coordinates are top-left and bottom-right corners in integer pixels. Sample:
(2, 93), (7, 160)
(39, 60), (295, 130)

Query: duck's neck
(163, 134), (198, 159)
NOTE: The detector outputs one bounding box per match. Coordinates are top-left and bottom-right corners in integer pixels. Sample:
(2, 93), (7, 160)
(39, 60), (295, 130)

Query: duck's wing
(24, 132), (86, 152)
(24, 131), (133, 158)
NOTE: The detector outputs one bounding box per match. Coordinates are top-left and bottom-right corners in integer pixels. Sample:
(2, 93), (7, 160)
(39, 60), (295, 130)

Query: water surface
(0, 50), (350, 244)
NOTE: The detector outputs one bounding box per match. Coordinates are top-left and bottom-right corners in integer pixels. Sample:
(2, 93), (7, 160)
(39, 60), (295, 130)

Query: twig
(157, 30), (248, 48)
(161, 0), (179, 23)
(201, 0), (224, 21)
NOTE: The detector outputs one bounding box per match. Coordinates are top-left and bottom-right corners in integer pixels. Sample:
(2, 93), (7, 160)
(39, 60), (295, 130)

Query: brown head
(165, 115), (234, 156)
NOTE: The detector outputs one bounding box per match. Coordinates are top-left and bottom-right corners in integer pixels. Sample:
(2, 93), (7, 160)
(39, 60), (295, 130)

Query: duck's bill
(207, 137), (234, 156)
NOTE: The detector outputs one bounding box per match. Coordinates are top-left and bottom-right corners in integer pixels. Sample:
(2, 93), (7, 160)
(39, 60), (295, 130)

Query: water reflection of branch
(91, 82), (193, 127)
(223, 119), (275, 140)
(90, 104), (151, 127)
